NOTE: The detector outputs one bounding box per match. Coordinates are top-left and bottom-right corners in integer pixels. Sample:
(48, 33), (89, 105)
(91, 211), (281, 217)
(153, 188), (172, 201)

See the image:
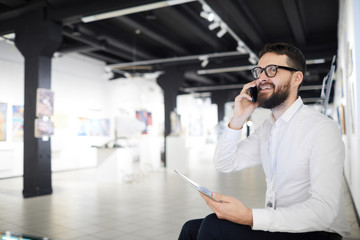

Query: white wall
(51, 53), (110, 171)
(336, 0), (360, 217)
(0, 41), (164, 177)
(0, 42), (24, 178)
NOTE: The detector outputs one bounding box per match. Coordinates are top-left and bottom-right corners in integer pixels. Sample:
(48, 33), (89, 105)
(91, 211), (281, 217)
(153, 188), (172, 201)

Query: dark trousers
(178, 213), (342, 240)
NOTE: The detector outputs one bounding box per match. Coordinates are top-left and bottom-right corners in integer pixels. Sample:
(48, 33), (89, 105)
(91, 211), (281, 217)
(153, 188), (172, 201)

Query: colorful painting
(89, 118), (110, 136)
(0, 103), (7, 141)
(12, 105), (24, 141)
(36, 88), (54, 117)
(34, 119), (54, 138)
(136, 110), (152, 134)
(77, 117), (89, 136)
(77, 117), (110, 136)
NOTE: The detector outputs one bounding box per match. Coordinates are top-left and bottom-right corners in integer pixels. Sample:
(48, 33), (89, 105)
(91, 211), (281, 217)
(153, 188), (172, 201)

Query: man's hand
(200, 192), (253, 226)
(229, 82), (258, 130)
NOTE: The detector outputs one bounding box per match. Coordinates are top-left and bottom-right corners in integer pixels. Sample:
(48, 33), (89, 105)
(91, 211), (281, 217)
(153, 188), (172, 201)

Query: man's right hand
(229, 81), (258, 130)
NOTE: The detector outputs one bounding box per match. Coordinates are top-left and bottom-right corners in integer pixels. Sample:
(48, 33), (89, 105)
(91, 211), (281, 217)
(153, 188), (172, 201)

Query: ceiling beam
(63, 28), (135, 61)
(82, 51), (124, 64)
(0, 0), (27, 7)
(184, 71), (216, 84)
(281, 0), (306, 46)
(0, 19), (16, 35)
(219, 73), (238, 83)
(58, 42), (97, 53)
(78, 23), (154, 60)
(107, 50), (246, 69)
(112, 16), (189, 55)
(154, 6), (222, 50)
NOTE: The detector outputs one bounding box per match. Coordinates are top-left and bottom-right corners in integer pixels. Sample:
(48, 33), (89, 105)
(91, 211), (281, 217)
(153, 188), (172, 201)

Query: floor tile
(0, 155), (358, 240)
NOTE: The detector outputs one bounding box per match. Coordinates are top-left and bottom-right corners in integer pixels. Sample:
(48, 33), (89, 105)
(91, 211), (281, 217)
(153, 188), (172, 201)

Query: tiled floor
(0, 158), (359, 240)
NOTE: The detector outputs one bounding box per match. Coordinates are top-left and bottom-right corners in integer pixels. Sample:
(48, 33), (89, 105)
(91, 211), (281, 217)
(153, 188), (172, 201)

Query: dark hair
(259, 43), (306, 75)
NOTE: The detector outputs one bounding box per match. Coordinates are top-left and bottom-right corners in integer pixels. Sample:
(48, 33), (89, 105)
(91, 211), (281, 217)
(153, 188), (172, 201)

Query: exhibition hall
(0, 0), (359, 239)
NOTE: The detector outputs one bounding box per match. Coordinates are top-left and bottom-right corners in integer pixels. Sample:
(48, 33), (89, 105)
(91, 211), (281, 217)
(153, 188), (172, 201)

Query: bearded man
(178, 43), (350, 240)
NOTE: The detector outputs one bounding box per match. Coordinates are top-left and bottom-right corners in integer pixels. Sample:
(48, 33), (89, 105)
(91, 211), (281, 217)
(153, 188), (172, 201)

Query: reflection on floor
(0, 161), (359, 240)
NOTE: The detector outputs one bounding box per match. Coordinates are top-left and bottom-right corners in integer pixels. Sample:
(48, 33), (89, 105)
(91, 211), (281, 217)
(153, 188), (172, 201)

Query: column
(15, 7), (62, 197)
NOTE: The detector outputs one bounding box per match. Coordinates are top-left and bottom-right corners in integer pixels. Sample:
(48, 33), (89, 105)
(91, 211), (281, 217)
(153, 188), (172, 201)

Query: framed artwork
(136, 110), (152, 134)
(77, 117), (89, 136)
(34, 119), (54, 138)
(89, 118), (110, 136)
(77, 117), (110, 136)
(170, 111), (181, 136)
(0, 102), (7, 141)
(12, 105), (24, 141)
(36, 88), (54, 117)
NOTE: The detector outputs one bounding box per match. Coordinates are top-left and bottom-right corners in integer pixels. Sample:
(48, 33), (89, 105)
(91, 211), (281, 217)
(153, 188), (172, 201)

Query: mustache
(258, 83), (275, 90)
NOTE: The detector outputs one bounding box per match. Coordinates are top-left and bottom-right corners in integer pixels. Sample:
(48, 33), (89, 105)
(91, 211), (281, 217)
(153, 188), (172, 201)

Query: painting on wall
(36, 88), (54, 117)
(89, 118), (110, 136)
(77, 117), (89, 136)
(0, 102), (7, 141)
(12, 105), (24, 141)
(77, 117), (110, 136)
(136, 110), (152, 134)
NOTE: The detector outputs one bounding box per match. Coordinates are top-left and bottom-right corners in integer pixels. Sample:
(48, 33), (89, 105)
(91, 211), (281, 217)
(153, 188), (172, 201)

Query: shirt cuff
(252, 208), (272, 231)
(223, 126), (243, 140)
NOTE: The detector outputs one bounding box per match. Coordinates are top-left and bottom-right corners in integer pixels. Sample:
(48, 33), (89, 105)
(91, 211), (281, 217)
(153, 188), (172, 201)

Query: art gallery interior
(0, 0), (359, 239)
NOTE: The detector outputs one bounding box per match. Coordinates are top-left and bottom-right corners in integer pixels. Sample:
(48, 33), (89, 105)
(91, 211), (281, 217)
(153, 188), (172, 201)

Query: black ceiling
(0, 0), (338, 104)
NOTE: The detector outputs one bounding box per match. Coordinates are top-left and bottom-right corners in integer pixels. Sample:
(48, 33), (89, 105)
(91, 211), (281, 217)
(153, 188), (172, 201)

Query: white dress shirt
(213, 97), (350, 236)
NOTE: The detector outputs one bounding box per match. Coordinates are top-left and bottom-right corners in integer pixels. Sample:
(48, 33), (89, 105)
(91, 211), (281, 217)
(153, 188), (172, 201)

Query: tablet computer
(174, 170), (223, 202)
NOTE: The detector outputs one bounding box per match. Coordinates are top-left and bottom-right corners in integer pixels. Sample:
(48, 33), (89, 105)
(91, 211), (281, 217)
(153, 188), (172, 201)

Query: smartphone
(248, 87), (258, 103)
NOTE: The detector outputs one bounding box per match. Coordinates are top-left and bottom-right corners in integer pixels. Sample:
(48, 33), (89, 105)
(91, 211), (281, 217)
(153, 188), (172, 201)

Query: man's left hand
(200, 192), (253, 226)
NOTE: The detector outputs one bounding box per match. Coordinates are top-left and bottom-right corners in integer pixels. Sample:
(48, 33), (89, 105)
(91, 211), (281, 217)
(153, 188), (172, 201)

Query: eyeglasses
(250, 64), (299, 80)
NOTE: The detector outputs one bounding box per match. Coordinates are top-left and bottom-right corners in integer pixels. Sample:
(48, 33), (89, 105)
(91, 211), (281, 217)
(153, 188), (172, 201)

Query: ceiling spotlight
(248, 53), (258, 65)
(201, 58), (209, 67)
(236, 45), (246, 54)
(217, 27), (227, 38)
(200, 11), (215, 22)
(207, 12), (215, 21)
(208, 21), (220, 30)
(200, 11), (210, 20)
(236, 41), (247, 54)
(199, 56), (209, 67)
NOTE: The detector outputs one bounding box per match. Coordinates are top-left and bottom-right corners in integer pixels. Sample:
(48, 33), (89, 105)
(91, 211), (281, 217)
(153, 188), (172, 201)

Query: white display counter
(96, 147), (134, 182)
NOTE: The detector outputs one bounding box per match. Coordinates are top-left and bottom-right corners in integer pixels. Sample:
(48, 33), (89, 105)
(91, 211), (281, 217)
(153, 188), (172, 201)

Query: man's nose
(256, 72), (268, 84)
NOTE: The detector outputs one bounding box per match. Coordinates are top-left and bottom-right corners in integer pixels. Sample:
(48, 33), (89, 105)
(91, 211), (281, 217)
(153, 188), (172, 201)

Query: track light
(207, 12), (215, 21)
(199, 56), (209, 67)
(248, 53), (258, 65)
(200, 11), (210, 20)
(201, 59), (209, 67)
(208, 21), (220, 30)
(236, 41), (247, 54)
(216, 26), (227, 38)
(200, 11), (215, 21)
(199, 0), (258, 64)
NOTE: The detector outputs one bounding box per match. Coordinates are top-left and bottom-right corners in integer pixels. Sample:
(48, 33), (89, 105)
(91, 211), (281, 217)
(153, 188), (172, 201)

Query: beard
(257, 81), (291, 109)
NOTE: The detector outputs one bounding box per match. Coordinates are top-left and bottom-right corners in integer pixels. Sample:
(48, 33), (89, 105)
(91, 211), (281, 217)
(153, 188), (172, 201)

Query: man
(178, 43), (350, 240)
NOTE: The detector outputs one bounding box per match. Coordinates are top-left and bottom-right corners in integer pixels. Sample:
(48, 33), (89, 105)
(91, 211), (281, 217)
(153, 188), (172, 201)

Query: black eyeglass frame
(251, 64), (299, 80)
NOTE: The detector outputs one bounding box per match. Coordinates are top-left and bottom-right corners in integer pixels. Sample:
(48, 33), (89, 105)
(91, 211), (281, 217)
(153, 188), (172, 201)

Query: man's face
(255, 52), (294, 109)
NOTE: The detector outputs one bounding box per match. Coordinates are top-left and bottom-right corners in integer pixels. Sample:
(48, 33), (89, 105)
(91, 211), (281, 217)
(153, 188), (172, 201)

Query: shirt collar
(268, 97), (304, 125)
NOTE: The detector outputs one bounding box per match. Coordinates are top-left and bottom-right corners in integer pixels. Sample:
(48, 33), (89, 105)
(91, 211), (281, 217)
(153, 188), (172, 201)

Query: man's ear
(293, 71), (303, 88)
